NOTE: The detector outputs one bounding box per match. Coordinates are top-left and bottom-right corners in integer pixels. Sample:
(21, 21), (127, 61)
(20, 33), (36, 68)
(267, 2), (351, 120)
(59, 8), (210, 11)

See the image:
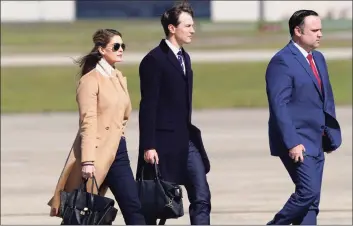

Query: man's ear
(294, 26), (303, 36)
(168, 24), (176, 34)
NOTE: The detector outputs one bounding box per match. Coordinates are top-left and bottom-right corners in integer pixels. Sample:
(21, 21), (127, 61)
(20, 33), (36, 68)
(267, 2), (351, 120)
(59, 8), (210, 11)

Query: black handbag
(59, 176), (118, 225)
(136, 162), (184, 225)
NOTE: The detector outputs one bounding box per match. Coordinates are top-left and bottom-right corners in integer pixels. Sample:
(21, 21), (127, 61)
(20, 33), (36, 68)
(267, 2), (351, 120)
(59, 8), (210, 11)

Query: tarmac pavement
(1, 107), (352, 225)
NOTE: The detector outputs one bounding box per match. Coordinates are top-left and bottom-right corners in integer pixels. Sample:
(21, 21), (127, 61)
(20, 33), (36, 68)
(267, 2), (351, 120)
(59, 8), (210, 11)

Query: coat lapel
(312, 52), (326, 91)
(288, 42), (323, 100)
(115, 69), (128, 94)
(183, 50), (193, 105)
(167, 49), (185, 76)
(313, 51), (327, 101)
(159, 39), (185, 77)
(108, 69), (127, 94)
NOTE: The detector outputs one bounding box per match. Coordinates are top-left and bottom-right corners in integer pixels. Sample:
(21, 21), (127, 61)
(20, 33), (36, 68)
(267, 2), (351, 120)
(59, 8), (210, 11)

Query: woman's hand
(50, 207), (58, 217)
(81, 162), (96, 179)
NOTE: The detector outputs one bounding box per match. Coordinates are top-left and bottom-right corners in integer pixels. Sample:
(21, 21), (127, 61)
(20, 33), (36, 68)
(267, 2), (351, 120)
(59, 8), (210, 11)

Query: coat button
(105, 126), (110, 130)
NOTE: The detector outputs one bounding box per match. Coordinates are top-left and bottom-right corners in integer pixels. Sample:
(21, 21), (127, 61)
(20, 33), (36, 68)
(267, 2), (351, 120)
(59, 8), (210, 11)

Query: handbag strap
(88, 176), (100, 208)
(72, 177), (100, 210)
(139, 158), (162, 181)
(90, 176), (100, 195)
(80, 176), (100, 194)
(153, 160), (162, 179)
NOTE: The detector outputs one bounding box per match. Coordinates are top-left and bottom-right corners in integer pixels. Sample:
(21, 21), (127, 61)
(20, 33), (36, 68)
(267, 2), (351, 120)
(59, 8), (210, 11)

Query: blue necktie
(177, 50), (185, 74)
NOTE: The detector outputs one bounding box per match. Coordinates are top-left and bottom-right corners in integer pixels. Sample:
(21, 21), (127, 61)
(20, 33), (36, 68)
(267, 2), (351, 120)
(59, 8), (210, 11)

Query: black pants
(145, 141), (211, 225)
(105, 137), (146, 225)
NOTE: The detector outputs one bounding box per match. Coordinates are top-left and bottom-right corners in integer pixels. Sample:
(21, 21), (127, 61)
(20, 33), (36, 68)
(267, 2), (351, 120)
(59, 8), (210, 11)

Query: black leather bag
(59, 176), (118, 225)
(136, 162), (184, 225)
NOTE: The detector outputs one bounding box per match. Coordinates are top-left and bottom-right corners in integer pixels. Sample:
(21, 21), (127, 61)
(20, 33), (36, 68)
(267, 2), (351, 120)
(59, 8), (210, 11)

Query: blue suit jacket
(265, 41), (342, 157)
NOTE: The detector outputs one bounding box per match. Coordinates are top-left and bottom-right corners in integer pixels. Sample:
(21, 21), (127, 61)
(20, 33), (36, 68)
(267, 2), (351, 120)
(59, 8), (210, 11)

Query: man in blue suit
(136, 2), (211, 225)
(265, 10), (342, 225)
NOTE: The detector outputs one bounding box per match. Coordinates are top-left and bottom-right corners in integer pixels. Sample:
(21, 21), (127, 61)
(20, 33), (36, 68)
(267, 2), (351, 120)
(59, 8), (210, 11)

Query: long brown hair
(75, 29), (122, 77)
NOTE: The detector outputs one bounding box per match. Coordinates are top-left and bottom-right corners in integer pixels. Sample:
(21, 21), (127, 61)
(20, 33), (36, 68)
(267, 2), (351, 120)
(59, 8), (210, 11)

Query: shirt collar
(96, 58), (115, 77)
(291, 40), (312, 58)
(165, 39), (181, 56)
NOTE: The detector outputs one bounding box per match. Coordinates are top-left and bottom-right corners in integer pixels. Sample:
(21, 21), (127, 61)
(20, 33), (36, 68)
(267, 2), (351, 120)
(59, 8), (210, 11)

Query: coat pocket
(156, 120), (174, 132)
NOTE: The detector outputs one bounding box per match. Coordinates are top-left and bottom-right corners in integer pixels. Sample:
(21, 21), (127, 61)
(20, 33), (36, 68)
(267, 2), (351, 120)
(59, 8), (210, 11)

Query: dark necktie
(177, 50), (185, 74)
(307, 54), (322, 90)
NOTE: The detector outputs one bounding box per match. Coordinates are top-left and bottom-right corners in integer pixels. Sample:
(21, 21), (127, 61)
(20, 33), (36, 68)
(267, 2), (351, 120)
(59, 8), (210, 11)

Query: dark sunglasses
(112, 43), (126, 51)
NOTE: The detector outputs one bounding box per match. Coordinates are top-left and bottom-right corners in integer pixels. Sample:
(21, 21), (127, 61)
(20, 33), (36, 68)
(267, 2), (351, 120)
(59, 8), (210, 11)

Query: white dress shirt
(291, 40), (317, 67)
(165, 39), (186, 73)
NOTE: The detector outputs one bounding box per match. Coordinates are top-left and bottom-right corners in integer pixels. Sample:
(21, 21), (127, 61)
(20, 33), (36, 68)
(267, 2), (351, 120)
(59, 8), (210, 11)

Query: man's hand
(289, 144), (306, 163)
(144, 149), (159, 164)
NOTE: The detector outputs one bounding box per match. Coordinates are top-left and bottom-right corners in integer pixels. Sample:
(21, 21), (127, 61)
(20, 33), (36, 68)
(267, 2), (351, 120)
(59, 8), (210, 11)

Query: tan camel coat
(47, 61), (132, 217)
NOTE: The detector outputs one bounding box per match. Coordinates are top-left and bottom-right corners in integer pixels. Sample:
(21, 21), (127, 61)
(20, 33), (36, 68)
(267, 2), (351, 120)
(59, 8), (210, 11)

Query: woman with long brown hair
(47, 28), (146, 225)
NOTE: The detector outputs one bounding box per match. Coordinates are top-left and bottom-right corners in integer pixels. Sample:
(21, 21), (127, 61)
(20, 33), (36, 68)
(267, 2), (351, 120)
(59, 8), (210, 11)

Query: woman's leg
(105, 137), (146, 225)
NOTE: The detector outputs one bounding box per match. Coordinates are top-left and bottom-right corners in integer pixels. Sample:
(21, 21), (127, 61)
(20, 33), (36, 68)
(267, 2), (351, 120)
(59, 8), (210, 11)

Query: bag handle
(89, 176), (99, 207)
(71, 176), (100, 214)
(153, 158), (162, 179)
(81, 176), (100, 209)
(80, 176), (100, 195)
(90, 176), (100, 195)
(139, 157), (162, 181)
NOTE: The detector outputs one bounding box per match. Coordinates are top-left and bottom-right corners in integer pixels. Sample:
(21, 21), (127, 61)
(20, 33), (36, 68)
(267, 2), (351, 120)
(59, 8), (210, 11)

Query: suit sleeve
(138, 55), (161, 151)
(320, 52), (342, 150)
(265, 57), (302, 150)
(76, 75), (98, 163)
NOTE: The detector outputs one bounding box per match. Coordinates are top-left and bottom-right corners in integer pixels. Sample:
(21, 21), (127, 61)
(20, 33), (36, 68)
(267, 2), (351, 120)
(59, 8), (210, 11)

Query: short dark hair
(160, 1), (194, 37)
(288, 10), (319, 37)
